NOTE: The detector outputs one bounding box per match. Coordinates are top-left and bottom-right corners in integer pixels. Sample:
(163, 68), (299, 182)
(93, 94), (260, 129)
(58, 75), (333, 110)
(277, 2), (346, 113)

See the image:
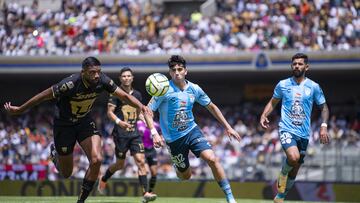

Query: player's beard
(292, 69), (305, 78)
(85, 77), (99, 86)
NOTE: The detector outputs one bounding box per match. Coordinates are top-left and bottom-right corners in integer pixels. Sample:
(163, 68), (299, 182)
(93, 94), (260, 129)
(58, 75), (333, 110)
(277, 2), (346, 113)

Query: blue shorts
(279, 131), (309, 164)
(167, 126), (212, 172)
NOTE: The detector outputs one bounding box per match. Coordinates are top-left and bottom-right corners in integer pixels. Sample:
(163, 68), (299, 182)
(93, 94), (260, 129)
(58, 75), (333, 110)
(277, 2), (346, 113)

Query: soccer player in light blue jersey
(260, 53), (330, 203)
(148, 55), (241, 203)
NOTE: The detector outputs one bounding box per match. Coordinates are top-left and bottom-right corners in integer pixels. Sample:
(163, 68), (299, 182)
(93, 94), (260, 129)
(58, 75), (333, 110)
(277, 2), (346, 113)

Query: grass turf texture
(0, 197), (352, 203)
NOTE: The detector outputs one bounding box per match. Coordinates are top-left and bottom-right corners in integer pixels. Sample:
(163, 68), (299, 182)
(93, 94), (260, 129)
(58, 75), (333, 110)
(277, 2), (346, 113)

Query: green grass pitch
(0, 196), (352, 203)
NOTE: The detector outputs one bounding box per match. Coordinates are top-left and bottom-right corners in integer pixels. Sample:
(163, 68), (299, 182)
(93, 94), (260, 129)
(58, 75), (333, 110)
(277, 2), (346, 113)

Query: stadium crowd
(1, 103), (359, 180)
(1, 0), (359, 55)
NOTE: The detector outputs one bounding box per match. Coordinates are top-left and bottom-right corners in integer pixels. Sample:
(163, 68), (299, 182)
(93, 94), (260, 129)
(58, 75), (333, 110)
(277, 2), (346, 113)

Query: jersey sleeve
(52, 74), (75, 98)
(101, 73), (118, 93)
(314, 83), (326, 105)
(108, 94), (117, 106)
(194, 84), (211, 106)
(134, 90), (143, 103)
(148, 96), (164, 111)
(273, 81), (283, 99)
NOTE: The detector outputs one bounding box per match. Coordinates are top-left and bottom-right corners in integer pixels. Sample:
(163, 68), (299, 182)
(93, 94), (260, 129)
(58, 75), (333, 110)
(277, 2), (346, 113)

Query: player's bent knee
(206, 155), (219, 166)
(176, 168), (191, 180)
(139, 163), (147, 172)
(288, 155), (300, 166)
(90, 156), (102, 167)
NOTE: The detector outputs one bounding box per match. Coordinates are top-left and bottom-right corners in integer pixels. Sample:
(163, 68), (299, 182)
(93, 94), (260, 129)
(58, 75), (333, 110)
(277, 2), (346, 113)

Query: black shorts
(145, 148), (158, 166)
(113, 135), (144, 159)
(53, 118), (99, 155)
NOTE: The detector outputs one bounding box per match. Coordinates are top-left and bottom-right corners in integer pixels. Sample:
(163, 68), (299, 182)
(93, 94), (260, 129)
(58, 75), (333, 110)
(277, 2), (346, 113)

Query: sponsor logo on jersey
(74, 92), (98, 99)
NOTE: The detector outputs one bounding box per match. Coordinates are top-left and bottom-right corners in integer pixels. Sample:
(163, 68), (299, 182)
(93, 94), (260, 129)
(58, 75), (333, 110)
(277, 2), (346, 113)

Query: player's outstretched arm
(260, 97), (280, 129)
(113, 87), (144, 109)
(112, 87), (153, 119)
(4, 87), (54, 115)
(318, 103), (330, 144)
(205, 102), (241, 142)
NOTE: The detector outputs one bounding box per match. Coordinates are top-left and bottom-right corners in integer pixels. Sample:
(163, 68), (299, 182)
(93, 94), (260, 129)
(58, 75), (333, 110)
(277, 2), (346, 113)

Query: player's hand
(4, 102), (22, 115)
(319, 126), (329, 144)
(117, 121), (132, 130)
(226, 128), (241, 142)
(260, 115), (270, 129)
(152, 133), (164, 148)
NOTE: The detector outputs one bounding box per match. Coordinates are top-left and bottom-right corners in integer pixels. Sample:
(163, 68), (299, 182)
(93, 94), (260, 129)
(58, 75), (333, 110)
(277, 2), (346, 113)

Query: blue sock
(276, 176), (295, 199)
(281, 159), (293, 175)
(218, 179), (235, 201)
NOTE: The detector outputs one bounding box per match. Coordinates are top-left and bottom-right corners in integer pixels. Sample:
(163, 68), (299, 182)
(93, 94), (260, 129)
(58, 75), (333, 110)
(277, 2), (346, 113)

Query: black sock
(148, 176), (157, 193)
(101, 169), (114, 182)
(139, 175), (148, 194)
(78, 179), (95, 201)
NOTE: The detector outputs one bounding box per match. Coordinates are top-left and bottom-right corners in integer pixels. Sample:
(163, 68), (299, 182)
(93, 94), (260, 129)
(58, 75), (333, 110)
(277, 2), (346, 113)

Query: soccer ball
(145, 73), (169, 96)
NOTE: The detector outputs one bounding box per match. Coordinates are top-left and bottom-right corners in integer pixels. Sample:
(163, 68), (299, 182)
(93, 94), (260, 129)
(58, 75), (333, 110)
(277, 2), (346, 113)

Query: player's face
(82, 65), (101, 85)
(169, 64), (187, 82)
(291, 58), (308, 78)
(119, 71), (133, 87)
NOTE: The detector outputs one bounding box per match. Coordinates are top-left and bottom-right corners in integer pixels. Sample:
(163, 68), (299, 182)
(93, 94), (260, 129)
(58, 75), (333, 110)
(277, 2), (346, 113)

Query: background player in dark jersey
(3, 57), (157, 203)
(97, 67), (157, 203)
(137, 120), (161, 196)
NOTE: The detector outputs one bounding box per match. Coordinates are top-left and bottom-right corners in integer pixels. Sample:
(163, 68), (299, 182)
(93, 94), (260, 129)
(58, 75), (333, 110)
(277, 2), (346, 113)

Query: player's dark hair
(82, 56), (101, 69)
(120, 67), (133, 76)
(168, 55), (186, 68)
(292, 53), (308, 64)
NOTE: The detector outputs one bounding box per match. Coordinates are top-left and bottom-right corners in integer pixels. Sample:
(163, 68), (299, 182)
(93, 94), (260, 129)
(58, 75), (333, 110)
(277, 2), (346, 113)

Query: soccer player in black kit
(3, 57), (158, 203)
(98, 67), (156, 202)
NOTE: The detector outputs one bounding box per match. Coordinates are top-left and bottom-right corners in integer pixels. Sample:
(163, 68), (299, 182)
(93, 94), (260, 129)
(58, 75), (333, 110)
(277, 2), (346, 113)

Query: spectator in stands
(1, 0), (359, 55)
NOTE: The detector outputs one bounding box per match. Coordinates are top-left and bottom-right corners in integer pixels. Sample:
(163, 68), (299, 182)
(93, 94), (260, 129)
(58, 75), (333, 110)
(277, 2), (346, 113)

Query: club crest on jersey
(305, 87), (311, 96)
(61, 147), (68, 153)
(189, 94), (195, 103)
